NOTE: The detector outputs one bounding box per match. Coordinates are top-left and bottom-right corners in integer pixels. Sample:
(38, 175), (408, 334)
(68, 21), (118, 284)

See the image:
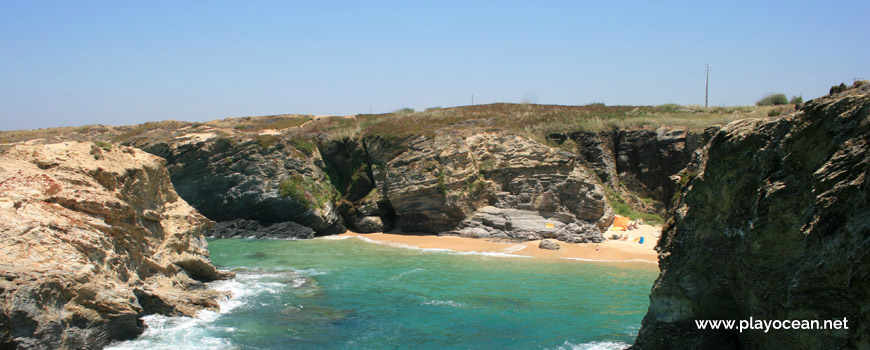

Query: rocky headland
(0, 142), (230, 349)
(632, 85), (870, 349)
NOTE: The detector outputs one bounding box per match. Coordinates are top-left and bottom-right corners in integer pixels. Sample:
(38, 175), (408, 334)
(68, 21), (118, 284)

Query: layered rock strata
(366, 133), (612, 240)
(549, 126), (716, 214)
(208, 219), (315, 239)
(632, 88), (870, 349)
(0, 142), (229, 349)
(140, 135), (345, 235)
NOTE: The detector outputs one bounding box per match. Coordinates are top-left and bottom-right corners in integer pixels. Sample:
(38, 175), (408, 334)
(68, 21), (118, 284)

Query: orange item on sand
(613, 216), (629, 229)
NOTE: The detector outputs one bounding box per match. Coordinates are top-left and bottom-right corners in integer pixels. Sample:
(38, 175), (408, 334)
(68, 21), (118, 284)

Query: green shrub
(768, 109), (782, 117)
(602, 184), (663, 225)
(830, 83), (848, 95)
(436, 168), (448, 195)
(93, 140), (112, 151)
(789, 95), (803, 105)
(278, 174), (334, 209)
(254, 135), (278, 150)
(658, 103), (681, 112)
(756, 93), (789, 106)
(291, 138), (315, 156)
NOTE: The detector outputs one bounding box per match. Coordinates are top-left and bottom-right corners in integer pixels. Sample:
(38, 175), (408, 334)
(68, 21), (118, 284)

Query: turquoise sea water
(108, 237), (657, 350)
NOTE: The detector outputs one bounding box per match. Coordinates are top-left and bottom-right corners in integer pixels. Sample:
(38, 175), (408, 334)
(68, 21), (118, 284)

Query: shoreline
(329, 224), (661, 269)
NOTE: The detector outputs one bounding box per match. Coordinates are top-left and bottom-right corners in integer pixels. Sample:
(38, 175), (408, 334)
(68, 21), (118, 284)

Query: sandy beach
(334, 224), (661, 268)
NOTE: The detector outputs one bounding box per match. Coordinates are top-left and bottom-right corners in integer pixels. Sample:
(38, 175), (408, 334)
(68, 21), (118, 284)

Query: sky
(1, 1), (869, 131)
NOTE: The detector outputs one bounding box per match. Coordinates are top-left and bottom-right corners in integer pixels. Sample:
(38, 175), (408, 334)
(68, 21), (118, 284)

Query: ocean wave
(106, 269), (298, 350)
(318, 235), (353, 240)
(499, 244), (528, 254)
(554, 340), (630, 350)
(559, 257), (657, 264)
(105, 314), (235, 350)
(422, 299), (466, 308)
(390, 267), (426, 280)
(293, 267), (329, 276)
(347, 236), (531, 259)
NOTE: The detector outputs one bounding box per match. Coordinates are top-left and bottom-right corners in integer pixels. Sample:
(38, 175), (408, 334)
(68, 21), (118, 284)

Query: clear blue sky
(2, 1), (868, 131)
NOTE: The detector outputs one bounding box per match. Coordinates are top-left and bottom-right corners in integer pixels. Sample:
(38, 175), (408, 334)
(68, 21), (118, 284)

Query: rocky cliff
(549, 126), (716, 215)
(120, 124), (704, 243)
(366, 133), (612, 242)
(0, 142), (229, 349)
(632, 87), (870, 349)
(114, 125), (619, 242)
(138, 131), (346, 236)
(0, 106), (734, 244)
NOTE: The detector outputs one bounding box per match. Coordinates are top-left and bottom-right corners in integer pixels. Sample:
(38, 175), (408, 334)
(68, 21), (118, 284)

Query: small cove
(108, 237), (657, 350)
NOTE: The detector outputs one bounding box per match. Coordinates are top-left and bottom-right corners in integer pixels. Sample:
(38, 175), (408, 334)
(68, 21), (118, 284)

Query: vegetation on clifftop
(279, 174), (334, 210)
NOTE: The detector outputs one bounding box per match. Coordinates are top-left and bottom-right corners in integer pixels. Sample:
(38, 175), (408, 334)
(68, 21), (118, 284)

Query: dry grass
(299, 103), (778, 143)
(0, 103), (781, 147)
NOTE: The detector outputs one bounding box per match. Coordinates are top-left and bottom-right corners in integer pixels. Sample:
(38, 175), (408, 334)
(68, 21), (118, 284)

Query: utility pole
(705, 64), (711, 112)
(471, 94), (474, 106)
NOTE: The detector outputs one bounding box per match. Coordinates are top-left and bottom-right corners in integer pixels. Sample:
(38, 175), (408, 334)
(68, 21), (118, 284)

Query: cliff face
(140, 133), (346, 235)
(633, 88), (870, 349)
(366, 133), (612, 241)
(550, 126), (715, 214)
(0, 142), (229, 349)
(85, 113), (711, 241)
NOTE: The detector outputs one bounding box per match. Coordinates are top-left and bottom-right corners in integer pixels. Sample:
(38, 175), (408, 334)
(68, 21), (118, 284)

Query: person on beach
(596, 244), (600, 252)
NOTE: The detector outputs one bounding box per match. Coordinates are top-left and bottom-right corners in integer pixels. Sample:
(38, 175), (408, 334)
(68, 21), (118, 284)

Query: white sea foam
(390, 267), (426, 280)
(500, 244), (528, 254)
(554, 340), (630, 350)
(104, 313), (235, 350)
(624, 325), (639, 337)
(293, 267), (329, 276)
(318, 235), (353, 240)
(106, 270), (298, 350)
(348, 236), (531, 259)
(422, 299), (466, 308)
(559, 257), (657, 264)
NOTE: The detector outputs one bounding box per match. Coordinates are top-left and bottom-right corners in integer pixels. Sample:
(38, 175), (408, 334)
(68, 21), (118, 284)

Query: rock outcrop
(632, 87), (870, 349)
(550, 126), (716, 214)
(139, 134), (345, 235)
(208, 219), (316, 239)
(539, 239), (561, 250)
(365, 133), (613, 240)
(0, 142), (230, 349)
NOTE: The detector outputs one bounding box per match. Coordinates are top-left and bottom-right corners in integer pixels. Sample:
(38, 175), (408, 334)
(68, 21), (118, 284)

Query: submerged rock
(632, 87), (870, 349)
(0, 142), (230, 349)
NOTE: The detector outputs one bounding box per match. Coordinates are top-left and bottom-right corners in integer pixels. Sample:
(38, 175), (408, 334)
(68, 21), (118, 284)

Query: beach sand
(334, 225), (661, 268)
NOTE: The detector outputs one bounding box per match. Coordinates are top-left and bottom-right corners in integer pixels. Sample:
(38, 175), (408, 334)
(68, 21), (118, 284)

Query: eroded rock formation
(140, 134), (346, 235)
(632, 87), (870, 349)
(365, 133), (612, 241)
(0, 142), (230, 349)
(550, 126), (716, 215)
